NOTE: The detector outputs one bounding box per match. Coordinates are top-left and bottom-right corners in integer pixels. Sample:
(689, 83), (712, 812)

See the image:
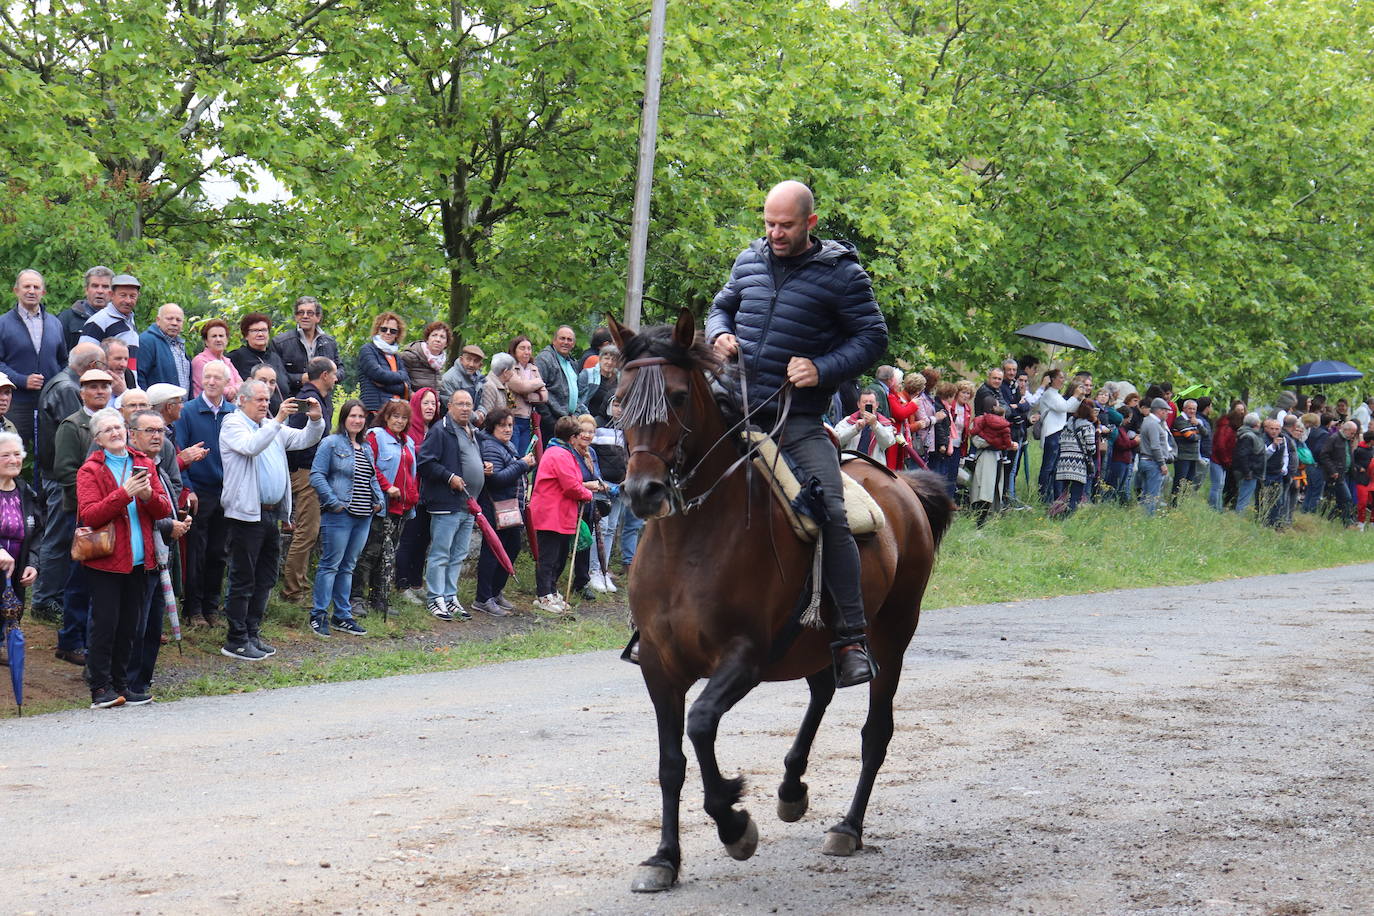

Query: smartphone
(864, 404), (875, 414)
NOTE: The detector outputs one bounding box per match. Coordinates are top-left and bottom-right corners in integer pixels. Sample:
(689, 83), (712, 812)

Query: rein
(621, 353), (794, 515)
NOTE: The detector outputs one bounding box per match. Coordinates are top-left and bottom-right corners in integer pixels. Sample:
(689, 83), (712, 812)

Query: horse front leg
(685, 642), (762, 860)
(631, 667), (687, 893)
(777, 667), (837, 822)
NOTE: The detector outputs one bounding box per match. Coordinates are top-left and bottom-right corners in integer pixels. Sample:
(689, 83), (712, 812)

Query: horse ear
(673, 308), (696, 348)
(607, 313), (634, 350)
(607, 314), (636, 349)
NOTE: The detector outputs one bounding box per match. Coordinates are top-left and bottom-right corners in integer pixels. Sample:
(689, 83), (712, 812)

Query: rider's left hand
(786, 357), (819, 388)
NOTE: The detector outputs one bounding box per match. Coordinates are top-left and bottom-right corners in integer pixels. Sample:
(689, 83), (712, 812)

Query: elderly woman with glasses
(125, 408), (191, 703)
(76, 407), (172, 708)
(358, 312), (412, 413)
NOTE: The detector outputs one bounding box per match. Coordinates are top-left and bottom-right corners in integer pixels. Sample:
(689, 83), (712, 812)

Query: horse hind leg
(685, 643), (763, 860)
(778, 667), (837, 823)
(631, 669), (688, 893)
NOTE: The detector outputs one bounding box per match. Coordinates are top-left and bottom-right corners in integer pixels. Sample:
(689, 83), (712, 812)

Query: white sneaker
(532, 594), (563, 616)
(603, 574), (618, 593)
(589, 572), (609, 592)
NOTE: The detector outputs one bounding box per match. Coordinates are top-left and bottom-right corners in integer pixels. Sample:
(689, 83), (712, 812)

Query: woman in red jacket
(77, 407), (172, 708)
(528, 415), (605, 616)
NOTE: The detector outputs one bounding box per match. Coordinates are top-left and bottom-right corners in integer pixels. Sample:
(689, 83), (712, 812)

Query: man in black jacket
(706, 180), (888, 687)
(281, 358), (338, 603)
(1318, 421), (1358, 526)
(273, 297), (343, 397)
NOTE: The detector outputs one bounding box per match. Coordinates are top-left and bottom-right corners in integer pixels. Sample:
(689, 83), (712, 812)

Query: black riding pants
(776, 413), (866, 633)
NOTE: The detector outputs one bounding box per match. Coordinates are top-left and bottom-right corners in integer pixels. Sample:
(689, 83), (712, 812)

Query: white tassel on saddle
(800, 532), (825, 629)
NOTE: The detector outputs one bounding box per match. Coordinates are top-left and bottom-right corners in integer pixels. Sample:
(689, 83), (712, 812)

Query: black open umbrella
(1014, 322), (1097, 352)
(1282, 360), (1364, 386)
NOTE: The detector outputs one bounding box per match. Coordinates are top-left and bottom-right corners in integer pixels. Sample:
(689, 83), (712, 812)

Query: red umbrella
(467, 497), (514, 576)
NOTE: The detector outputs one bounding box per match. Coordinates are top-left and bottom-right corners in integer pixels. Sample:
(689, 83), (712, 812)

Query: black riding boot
(832, 629), (876, 688)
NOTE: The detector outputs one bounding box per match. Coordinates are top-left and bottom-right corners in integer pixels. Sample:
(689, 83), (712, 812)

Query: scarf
(422, 344), (447, 374)
(372, 335), (399, 355)
(406, 387), (436, 448)
(370, 428), (419, 515)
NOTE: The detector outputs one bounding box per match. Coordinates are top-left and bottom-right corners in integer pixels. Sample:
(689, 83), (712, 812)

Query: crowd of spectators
(854, 362), (1374, 530)
(2, 266), (1366, 710)
(0, 267), (640, 709)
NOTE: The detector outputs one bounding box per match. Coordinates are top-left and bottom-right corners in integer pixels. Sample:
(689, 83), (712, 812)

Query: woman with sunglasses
(358, 312), (412, 414)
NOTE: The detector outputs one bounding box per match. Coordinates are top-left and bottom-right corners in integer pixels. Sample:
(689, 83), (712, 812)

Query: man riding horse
(706, 180), (887, 688)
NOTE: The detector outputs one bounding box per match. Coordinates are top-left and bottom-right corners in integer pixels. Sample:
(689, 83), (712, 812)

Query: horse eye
(669, 389), (689, 409)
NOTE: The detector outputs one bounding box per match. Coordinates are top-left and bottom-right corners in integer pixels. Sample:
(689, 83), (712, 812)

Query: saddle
(743, 431), (886, 542)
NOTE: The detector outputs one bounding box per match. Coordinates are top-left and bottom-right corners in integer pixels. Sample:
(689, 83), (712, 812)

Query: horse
(609, 310), (954, 893)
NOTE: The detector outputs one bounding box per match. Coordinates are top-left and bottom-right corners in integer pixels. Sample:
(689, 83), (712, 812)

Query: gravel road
(3, 565), (1372, 915)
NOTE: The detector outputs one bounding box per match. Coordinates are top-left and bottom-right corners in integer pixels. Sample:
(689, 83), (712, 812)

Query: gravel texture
(2, 565), (1372, 914)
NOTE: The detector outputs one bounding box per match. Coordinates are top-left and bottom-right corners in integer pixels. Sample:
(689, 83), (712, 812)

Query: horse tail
(900, 469), (955, 548)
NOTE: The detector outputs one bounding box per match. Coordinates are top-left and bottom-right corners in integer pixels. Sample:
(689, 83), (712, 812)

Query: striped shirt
(346, 442), (375, 517)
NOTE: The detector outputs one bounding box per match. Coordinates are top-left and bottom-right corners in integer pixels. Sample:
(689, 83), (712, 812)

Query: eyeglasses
(380, 326), (400, 335)
(134, 426), (166, 435)
(248, 326), (269, 335)
(295, 309), (318, 317)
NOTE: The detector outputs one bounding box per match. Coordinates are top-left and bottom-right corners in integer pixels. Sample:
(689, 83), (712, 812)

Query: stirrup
(621, 630), (641, 666)
(831, 633), (878, 688)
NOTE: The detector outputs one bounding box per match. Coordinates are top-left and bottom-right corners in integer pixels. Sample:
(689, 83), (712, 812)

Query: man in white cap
(79, 273), (142, 380)
(0, 377), (16, 436)
(1137, 397), (1176, 516)
(51, 367), (115, 666)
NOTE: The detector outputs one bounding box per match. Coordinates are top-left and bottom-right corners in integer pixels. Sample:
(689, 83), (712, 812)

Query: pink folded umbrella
(467, 497), (515, 576)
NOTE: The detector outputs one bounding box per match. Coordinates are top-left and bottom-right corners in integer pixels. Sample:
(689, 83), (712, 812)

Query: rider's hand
(713, 333), (738, 359)
(786, 357), (819, 388)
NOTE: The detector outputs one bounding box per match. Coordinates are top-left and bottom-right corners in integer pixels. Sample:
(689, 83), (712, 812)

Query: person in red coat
(528, 415), (604, 615)
(77, 407), (172, 708)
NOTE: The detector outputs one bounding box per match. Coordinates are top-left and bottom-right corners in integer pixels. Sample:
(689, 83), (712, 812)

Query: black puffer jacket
(706, 238), (888, 416)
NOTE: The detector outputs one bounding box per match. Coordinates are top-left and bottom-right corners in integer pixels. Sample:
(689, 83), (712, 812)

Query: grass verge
(11, 483), (1373, 716)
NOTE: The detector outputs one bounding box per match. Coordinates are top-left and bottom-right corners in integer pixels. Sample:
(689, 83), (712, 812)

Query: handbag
(492, 497), (523, 529)
(71, 521), (117, 562)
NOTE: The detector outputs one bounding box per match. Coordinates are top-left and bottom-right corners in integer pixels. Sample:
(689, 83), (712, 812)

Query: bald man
(706, 180), (888, 687)
(139, 302), (192, 390)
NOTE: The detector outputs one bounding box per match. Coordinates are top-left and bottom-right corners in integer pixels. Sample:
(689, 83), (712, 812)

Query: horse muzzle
(625, 476), (674, 520)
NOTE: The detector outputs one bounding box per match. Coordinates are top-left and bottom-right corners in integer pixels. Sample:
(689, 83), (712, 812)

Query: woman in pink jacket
(528, 415), (605, 615)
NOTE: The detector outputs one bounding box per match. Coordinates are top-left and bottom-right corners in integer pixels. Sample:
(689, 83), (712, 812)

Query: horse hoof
(630, 863), (677, 893)
(822, 829), (861, 857)
(724, 814), (759, 861)
(777, 790), (809, 823)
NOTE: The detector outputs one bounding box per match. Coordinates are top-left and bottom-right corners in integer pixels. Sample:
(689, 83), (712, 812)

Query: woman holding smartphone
(77, 408), (173, 709)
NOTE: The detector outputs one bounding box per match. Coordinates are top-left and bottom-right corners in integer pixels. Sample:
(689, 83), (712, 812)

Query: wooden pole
(622, 0), (668, 331)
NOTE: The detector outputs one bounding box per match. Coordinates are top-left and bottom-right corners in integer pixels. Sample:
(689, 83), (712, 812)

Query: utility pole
(622, 0), (667, 331)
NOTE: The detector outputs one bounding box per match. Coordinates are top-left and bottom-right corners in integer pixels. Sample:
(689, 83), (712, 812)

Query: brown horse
(610, 311), (954, 893)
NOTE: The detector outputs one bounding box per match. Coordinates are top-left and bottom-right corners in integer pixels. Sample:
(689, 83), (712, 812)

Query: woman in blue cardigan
(309, 399), (383, 637)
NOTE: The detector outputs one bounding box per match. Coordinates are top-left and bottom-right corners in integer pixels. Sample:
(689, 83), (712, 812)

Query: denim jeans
(1208, 462), (1227, 511)
(512, 417), (533, 457)
(1235, 477), (1258, 515)
(619, 498), (645, 569)
(427, 509), (476, 600)
(1038, 431), (1062, 504)
(313, 511), (371, 626)
(57, 562), (92, 653)
(1139, 460), (1166, 516)
(1104, 459), (1131, 504)
(1301, 465), (1326, 512)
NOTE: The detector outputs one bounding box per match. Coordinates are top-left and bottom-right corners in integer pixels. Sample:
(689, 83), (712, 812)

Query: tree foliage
(1, 0), (1370, 402)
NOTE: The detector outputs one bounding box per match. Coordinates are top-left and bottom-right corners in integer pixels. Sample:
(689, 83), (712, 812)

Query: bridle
(620, 353), (793, 515)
